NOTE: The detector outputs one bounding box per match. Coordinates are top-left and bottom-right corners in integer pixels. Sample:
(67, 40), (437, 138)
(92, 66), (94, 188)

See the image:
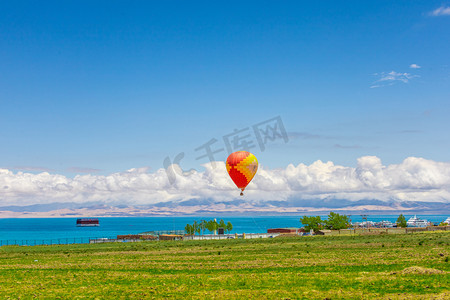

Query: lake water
(0, 215), (449, 244)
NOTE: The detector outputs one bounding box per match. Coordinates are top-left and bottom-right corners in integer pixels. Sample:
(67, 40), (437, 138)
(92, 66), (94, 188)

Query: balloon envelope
(226, 151), (258, 195)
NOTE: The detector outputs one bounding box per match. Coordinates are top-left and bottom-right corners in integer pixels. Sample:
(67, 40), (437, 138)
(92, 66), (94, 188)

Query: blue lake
(0, 215), (448, 243)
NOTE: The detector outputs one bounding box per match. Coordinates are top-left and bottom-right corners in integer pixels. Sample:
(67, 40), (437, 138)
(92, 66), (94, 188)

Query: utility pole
(360, 214), (368, 230)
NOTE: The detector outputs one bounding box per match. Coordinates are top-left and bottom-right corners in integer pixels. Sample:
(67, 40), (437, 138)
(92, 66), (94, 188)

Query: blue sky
(1, 1), (449, 177)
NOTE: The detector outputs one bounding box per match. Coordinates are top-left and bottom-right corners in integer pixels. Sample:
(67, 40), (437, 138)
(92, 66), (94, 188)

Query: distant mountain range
(0, 199), (448, 217)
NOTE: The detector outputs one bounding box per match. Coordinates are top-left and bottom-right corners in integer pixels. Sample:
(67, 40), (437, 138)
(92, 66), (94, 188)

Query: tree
(219, 219), (226, 232)
(193, 221), (199, 235)
(185, 224), (194, 235)
(207, 219), (219, 234)
(325, 212), (350, 230)
(200, 220), (207, 235)
(226, 221), (233, 233)
(212, 220), (219, 234)
(206, 220), (213, 233)
(300, 216), (323, 232)
(396, 214), (407, 228)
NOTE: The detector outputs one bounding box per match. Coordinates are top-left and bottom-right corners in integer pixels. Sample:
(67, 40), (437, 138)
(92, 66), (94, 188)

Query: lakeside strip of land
(1, 231), (449, 299)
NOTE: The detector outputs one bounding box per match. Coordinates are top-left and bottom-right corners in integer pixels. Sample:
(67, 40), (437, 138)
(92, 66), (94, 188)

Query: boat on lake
(374, 220), (395, 228)
(76, 218), (99, 227)
(406, 215), (428, 227)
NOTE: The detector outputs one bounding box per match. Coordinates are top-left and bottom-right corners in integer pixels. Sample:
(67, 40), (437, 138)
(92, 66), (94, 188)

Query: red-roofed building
(267, 228), (305, 234)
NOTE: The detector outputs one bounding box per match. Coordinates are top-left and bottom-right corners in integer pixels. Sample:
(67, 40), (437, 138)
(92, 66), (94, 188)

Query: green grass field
(1, 231), (449, 299)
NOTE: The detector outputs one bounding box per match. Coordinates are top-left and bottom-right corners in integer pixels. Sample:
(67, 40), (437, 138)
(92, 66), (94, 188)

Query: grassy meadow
(0, 231), (449, 299)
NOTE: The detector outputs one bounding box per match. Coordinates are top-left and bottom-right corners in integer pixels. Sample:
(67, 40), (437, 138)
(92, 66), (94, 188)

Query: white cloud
(371, 71), (419, 88)
(430, 6), (450, 16)
(67, 167), (101, 174)
(1, 156), (449, 207)
(5, 166), (54, 172)
(409, 64), (421, 69)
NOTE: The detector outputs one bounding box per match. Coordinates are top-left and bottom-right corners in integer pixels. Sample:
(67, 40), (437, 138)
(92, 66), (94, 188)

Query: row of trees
(185, 219), (233, 235)
(300, 212), (351, 232)
(301, 213), (413, 231)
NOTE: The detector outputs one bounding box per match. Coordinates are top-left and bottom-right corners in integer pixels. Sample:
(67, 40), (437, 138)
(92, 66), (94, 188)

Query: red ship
(76, 218), (100, 227)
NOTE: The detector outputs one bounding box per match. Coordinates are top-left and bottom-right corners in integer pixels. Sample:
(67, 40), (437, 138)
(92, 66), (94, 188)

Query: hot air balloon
(226, 151), (258, 196)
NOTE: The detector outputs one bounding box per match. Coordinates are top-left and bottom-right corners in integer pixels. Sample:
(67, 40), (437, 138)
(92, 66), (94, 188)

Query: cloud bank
(371, 71), (419, 88)
(1, 156), (449, 207)
(430, 6), (450, 16)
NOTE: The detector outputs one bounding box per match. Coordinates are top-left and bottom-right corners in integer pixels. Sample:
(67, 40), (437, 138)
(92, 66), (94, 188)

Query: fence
(4, 226), (447, 246)
(140, 230), (185, 235)
(183, 234), (236, 240)
(1, 233), (279, 246)
(0, 236), (117, 247)
(183, 233), (280, 240)
(243, 233), (280, 239)
(319, 226), (450, 236)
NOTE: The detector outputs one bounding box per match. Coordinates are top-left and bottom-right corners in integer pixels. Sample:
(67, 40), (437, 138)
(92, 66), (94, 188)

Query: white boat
(376, 220), (395, 228)
(406, 215), (428, 228)
(359, 221), (375, 228)
(443, 217), (450, 225)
